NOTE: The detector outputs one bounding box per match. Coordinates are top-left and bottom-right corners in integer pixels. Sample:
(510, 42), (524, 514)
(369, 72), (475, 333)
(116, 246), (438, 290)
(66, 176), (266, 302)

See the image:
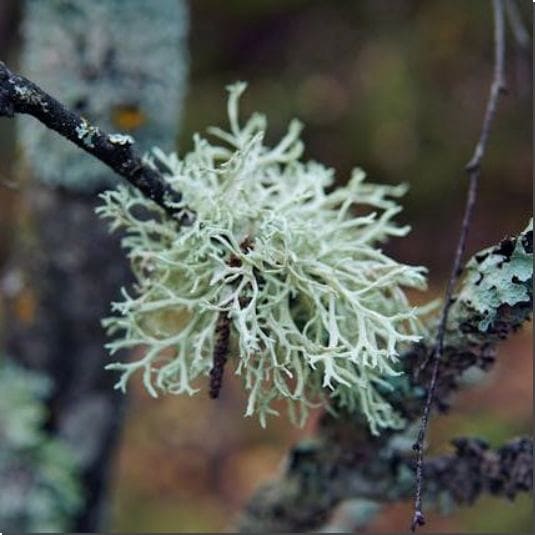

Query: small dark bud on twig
(209, 312), (231, 399)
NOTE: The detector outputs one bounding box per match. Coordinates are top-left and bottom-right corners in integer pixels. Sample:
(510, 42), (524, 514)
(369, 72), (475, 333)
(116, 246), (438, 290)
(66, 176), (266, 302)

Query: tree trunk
(1, 0), (188, 530)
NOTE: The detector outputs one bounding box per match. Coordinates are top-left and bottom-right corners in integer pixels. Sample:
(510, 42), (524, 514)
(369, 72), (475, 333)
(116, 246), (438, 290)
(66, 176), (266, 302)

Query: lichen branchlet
(97, 83), (427, 434)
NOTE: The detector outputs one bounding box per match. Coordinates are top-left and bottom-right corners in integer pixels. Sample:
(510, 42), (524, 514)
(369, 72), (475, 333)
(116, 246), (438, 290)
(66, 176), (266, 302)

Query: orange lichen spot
(14, 288), (37, 325)
(111, 104), (146, 131)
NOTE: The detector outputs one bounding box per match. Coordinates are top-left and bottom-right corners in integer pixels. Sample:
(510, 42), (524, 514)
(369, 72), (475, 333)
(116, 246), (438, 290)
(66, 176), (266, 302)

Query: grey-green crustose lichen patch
(97, 84), (428, 434)
(457, 221), (533, 331)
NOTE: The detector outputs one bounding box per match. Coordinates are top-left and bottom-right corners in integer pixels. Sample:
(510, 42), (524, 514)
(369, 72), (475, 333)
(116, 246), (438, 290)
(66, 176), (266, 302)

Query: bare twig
(505, 0), (530, 97)
(411, 0), (507, 530)
(209, 312), (231, 399)
(505, 0), (530, 49)
(0, 61), (194, 224)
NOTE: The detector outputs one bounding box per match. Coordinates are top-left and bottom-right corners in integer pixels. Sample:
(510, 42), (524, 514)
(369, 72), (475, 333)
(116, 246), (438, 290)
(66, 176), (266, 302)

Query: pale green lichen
(0, 359), (82, 531)
(97, 83), (427, 434)
(13, 83), (48, 110)
(457, 220), (533, 331)
(75, 118), (100, 148)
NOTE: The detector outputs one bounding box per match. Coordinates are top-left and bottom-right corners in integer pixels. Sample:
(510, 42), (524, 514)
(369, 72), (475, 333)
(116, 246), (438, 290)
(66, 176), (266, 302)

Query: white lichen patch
(12, 83), (48, 110)
(97, 83), (427, 433)
(108, 133), (135, 146)
(75, 118), (99, 148)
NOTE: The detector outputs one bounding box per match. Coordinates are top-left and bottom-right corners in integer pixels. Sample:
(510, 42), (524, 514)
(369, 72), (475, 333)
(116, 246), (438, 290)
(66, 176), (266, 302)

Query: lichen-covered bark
(237, 224), (533, 532)
(2, 186), (131, 530)
(18, 0), (188, 192)
(238, 425), (532, 533)
(1, 1), (188, 530)
(404, 223), (533, 416)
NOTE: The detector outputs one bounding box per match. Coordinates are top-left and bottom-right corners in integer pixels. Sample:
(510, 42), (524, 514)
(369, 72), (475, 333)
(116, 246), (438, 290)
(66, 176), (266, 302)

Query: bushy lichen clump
(98, 83), (427, 434)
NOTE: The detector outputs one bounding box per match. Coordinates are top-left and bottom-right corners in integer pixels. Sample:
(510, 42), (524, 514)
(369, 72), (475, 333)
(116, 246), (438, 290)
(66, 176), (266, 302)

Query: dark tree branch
(411, 0), (507, 529)
(421, 436), (533, 506)
(0, 61), (194, 224)
(403, 226), (533, 419)
(313, 435), (533, 533)
(237, 423), (532, 533)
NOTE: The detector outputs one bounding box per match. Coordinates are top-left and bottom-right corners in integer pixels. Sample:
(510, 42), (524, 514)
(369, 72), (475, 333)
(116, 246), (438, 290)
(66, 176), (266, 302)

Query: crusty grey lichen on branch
(403, 222), (533, 416)
(238, 430), (532, 533)
(237, 223), (533, 533)
(0, 61), (193, 224)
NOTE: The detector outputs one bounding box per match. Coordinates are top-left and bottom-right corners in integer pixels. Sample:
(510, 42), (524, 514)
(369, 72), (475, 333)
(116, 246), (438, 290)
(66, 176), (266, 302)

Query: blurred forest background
(0, 0), (532, 532)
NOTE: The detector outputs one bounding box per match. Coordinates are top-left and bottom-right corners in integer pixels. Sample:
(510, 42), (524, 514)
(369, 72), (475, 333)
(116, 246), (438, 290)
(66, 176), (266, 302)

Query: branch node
(411, 510), (426, 532)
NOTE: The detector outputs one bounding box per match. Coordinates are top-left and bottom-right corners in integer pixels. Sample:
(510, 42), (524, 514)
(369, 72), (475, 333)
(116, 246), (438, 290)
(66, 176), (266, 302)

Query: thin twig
(209, 236), (255, 399)
(209, 312), (231, 399)
(411, 0), (507, 531)
(504, 0), (530, 97)
(0, 61), (194, 224)
(505, 0), (530, 49)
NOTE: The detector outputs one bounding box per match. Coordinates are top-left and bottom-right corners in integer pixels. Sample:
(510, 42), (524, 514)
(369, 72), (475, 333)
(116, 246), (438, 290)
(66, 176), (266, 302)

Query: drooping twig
(0, 61), (194, 224)
(504, 0), (530, 97)
(209, 312), (231, 399)
(505, 0), (530, 49)
(209, 237), (254, 399)
(411, 0), (507, 530)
